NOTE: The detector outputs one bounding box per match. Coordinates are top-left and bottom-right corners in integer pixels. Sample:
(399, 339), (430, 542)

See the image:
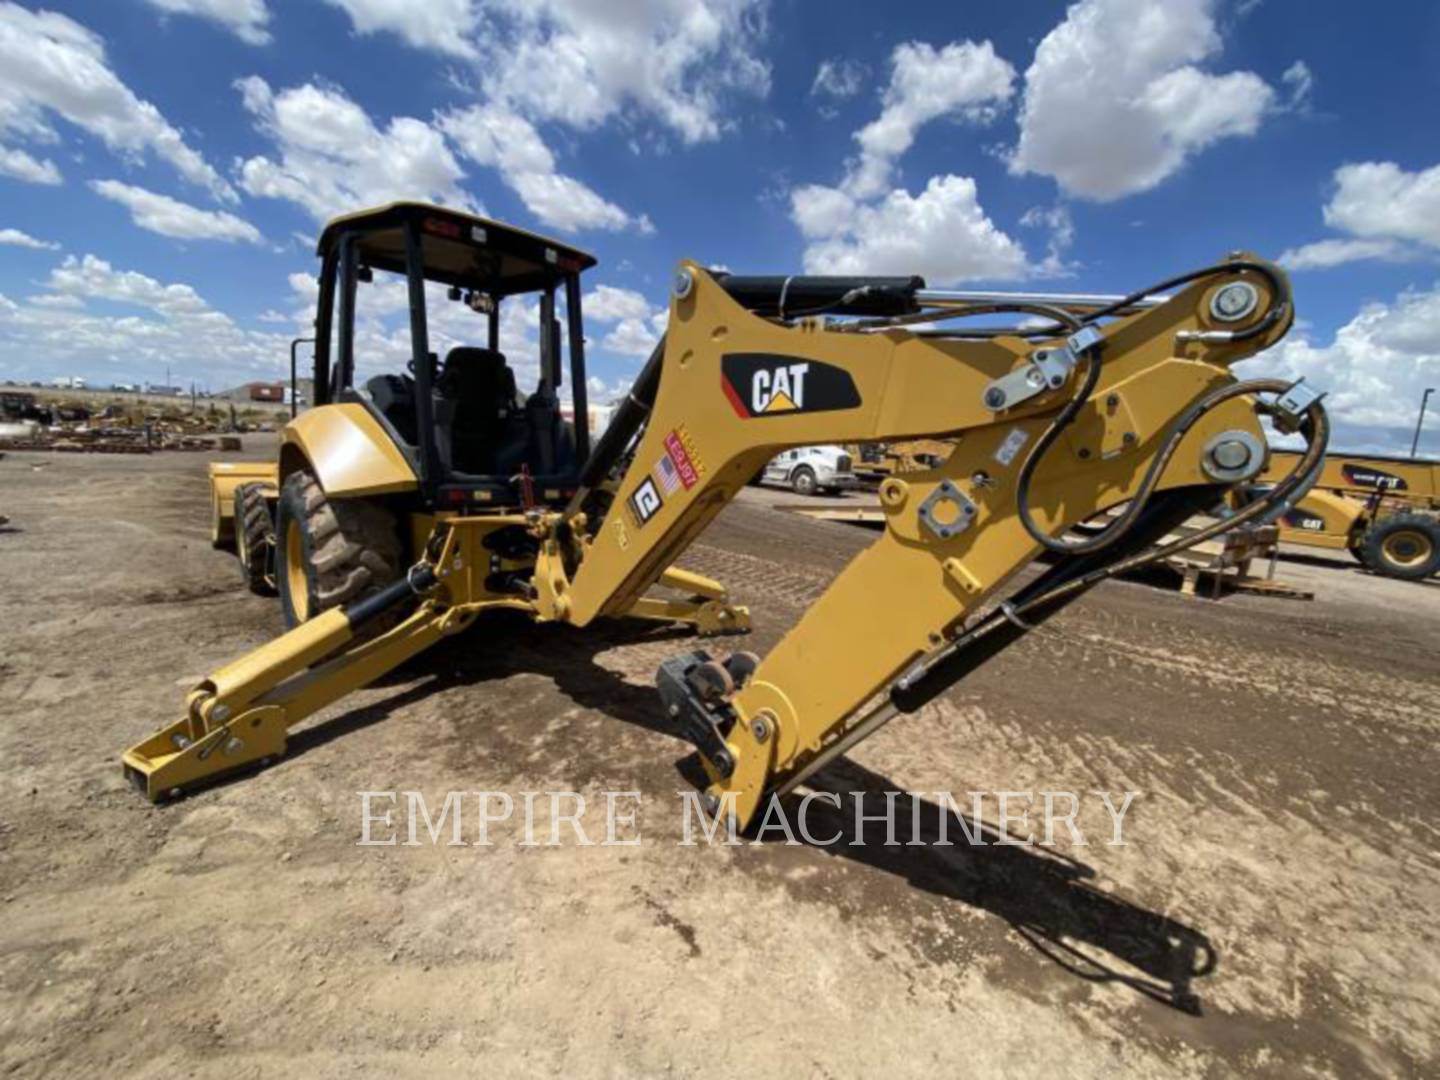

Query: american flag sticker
(662, 431), (700, 489)
(654, 453), (682, 494)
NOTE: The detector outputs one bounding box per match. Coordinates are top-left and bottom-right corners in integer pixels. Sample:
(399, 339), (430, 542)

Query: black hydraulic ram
(567, 335), (667, 516)
(341, 564), (439, 628)
(713, 273), (926, 319)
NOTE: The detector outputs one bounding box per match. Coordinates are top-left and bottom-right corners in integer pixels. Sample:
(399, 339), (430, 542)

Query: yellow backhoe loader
(122, 202), (1328, 830)
(1244, 449), (1440, 579)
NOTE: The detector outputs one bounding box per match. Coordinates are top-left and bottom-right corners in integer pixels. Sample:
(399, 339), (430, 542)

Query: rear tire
(1361, 514), (1440, 580)
(790, 466), (818, 497)
(233, 482), (276, 595)
(275, 471), (402, 627)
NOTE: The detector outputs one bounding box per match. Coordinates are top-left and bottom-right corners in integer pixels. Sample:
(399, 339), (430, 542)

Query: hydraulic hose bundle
(1012, 259), (1292, 556)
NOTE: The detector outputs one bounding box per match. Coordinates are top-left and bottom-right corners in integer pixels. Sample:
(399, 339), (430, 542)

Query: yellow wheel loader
(122, 202), (1328, 831)
(1243, 449), (1440, 579)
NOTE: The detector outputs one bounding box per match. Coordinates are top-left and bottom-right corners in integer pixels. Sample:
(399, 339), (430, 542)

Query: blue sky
(0, 0), (1437, 452)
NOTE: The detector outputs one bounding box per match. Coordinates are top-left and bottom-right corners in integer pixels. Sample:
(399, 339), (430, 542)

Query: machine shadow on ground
(792, 760), (1216, 1015)
(267, 609), (1215, 1015)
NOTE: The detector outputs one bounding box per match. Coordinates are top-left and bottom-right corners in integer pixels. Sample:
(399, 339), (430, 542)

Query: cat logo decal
(720, 353), (861, 419)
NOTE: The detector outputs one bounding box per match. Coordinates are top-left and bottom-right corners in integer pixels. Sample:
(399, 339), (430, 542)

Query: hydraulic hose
(1075, 259), (1288, 340)
(853, 380), (1329, 745)
(1002, 381), (1326, 629)
(1013, 259), (1292, 555)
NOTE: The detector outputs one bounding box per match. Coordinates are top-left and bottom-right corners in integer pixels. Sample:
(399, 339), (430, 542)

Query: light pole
(289, 336), (315, 420)
(1412, 387), (1436, 458)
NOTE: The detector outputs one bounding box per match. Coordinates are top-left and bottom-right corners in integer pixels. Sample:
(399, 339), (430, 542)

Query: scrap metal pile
(0, 400), (249, 454)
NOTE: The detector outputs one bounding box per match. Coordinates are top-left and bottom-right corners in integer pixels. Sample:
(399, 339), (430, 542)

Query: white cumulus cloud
(322, 0), (479, 58)
(1281, 59), (1313, 111)
(790, 38), (1028, 285)
(846, 40), (1015, 198)
(1239, 284), (1440, 449)
(1324, 161), (1440, 250)
(0, 227), (59, 250)
(0, 254), (292, 389)
(582, 285), (653, 323)
(0, 144), (61, 184)
(601, 314), (667, 358)
(142, 0), (272, 45)
(47, 253), (211, 316)
(793, 175), (1028, 284)
(90, 179), (263, 243)
(811, 58), (866, 111)
(1280, 161), (1440, 271)
(321, 0), (771, 146)
(235, 76), (471, 221)
(475, 0), (771, 145)
(1009, 0), (1274, 200)
(580, 283), (666, 357)
(0, 2), (235, 201)
(438, 104), (650, 233)
(1279, 238), (1405, 271)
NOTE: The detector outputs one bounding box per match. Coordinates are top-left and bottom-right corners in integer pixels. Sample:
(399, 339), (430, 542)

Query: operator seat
(519, 388), (578, 479)
(436, 347), (529, 475)
(365, 372), (418, 445)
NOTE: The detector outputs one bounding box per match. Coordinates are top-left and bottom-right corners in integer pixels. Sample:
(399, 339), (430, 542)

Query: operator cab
(312, 202), (597, 509)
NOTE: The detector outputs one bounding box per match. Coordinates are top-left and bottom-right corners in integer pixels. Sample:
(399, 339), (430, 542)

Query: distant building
(248, 382), (286, 402)
(51, 376), (87, 390)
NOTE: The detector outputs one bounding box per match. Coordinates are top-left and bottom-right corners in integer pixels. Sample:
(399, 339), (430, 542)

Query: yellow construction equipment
(1245, 449), (1440, 579)
(122, 201), (1328, 829)
(847, 439), (955, 483)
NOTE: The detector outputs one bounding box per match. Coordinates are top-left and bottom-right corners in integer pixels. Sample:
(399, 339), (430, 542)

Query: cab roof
(316, 202), (597, 297)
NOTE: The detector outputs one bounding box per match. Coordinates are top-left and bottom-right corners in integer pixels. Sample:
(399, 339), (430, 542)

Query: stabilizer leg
(624, 566), (751, 635)
(123, 567), (444, 800)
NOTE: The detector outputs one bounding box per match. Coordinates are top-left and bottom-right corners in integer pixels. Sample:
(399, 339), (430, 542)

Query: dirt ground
(1, 441), (1437, 1078)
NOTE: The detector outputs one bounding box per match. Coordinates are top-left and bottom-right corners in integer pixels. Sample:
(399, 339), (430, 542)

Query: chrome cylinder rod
(914, 288), (1170, 313)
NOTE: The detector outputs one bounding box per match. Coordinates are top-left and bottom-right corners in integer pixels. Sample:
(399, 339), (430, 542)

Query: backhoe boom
(563, 261), (1309, 824)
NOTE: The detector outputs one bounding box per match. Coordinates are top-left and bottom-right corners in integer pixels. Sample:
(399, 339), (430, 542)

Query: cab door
(763, 450), (796, 486)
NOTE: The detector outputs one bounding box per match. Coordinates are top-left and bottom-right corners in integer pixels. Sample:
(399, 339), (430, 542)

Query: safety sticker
(662, 429), (700, 489)
(994, 427), (1029, 467)
(628, 477), (663, 526)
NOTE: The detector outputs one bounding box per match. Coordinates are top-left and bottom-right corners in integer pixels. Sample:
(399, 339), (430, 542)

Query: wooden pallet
(1089, 513), (1311, 600)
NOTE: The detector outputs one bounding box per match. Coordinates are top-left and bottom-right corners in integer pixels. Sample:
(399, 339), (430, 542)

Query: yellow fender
(208, 461), (278, 545)
(279, 403), (418, 497)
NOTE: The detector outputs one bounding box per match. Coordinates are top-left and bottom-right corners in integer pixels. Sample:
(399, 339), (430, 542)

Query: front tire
(1361, 514), (1440, 580)
(275, 471), (402, 627)
(790, 466), (818, 497)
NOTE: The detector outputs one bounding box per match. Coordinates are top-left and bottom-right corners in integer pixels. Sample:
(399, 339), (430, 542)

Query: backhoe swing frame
(125, 256), (1316, 830)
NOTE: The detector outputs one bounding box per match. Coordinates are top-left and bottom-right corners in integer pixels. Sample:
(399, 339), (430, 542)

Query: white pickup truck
(758, 445), (858, 495)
